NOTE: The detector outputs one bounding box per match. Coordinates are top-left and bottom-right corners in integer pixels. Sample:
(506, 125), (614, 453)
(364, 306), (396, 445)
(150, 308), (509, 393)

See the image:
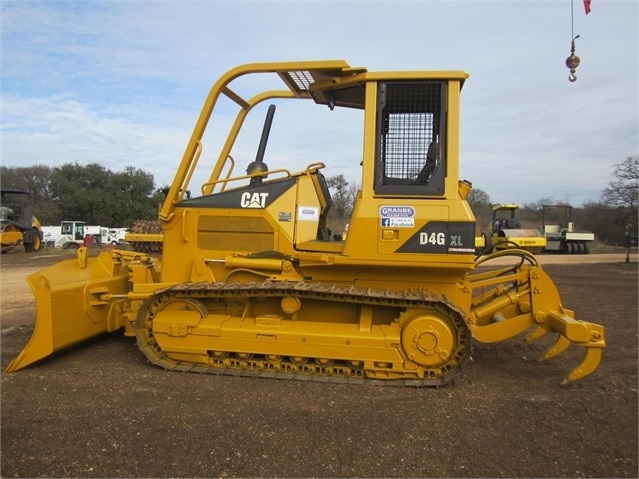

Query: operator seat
(416, 141), (439, 184)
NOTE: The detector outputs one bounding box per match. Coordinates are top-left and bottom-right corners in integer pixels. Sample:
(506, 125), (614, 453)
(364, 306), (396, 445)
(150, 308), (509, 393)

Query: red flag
(584, 0), (592, 14)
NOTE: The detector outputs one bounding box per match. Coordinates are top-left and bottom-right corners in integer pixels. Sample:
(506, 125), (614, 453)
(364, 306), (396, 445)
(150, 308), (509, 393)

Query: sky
(1, 0), (637, 205)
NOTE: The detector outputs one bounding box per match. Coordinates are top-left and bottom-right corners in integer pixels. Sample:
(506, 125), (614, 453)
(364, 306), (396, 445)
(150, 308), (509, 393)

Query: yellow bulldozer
(6, 61), (605, 385)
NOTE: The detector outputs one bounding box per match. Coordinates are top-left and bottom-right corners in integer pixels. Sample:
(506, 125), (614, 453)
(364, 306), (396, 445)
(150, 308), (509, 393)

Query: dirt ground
(0, 249), (637, 478)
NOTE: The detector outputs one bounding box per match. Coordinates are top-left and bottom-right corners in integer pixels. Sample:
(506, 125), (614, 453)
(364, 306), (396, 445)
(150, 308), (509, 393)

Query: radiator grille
(198, 216), (274, 251)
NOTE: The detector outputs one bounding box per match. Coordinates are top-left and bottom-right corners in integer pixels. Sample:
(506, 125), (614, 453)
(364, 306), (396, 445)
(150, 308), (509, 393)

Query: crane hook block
(565, 35), (581, 82)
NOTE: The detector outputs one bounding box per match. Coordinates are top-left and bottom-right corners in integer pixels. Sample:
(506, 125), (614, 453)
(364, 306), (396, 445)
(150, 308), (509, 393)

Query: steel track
(135, 281), (472, 387)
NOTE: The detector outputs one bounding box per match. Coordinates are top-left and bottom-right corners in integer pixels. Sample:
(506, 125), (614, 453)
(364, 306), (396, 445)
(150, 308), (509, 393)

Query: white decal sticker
(241, 192), (269, 208)
(382, 218), (415, 228)
(419, 232), (446, 246)
(380, 205), (416, 228)
(448, 247), (475, 253)
(298, 206), (319, 221)
(380, 206), (415, 217)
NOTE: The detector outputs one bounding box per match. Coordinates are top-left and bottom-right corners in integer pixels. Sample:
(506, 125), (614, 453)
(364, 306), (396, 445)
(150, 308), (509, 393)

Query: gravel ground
(0, 250), (637, 478)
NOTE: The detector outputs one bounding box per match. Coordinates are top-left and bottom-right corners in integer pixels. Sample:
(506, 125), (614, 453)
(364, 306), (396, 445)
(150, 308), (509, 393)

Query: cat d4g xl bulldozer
(6, 61), (605, 385)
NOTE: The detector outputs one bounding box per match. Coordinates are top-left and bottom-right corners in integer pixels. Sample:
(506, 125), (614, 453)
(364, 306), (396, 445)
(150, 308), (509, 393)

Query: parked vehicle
(481, 204), (546, 254)
(42, 221), (122, 248)
(542, 205), (595, 254)
(0, 189), (43, 253)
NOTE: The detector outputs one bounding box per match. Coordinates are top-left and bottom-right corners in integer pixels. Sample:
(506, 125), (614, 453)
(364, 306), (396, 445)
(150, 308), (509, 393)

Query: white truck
(42, 221), (124, 249)
(541, 205), (595, 254)
(109, 227), (128, 243)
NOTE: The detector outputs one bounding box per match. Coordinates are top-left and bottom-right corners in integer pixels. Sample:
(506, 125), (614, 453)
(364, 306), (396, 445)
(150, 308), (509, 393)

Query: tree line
(1, 157), (636, 246)
(467, 157), (638, 246)
(0, 163), (165, 227)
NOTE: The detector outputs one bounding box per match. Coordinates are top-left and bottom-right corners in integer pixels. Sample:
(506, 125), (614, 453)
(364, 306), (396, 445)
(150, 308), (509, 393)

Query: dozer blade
(5, 251), (130, 372)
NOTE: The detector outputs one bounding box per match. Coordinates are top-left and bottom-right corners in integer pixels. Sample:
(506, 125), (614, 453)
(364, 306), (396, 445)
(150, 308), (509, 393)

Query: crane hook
(565, 35), (581, 82)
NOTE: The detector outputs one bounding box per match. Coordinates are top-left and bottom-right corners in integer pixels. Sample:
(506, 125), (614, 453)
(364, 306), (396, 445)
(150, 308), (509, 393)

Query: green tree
(57, 163), (163, 226)
(326, 174), (359, 234)
(601, 156), (638, 255)
(105, 167), (163, 226)
(49, 163), (112, 224)
(602, 156), (638, 216)
(466, 187), (491, 229)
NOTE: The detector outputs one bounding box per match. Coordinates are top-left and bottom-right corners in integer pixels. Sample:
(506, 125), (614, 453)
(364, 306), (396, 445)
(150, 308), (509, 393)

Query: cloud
(1, 0), (637, 205)
(1, 95), (187, 186)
